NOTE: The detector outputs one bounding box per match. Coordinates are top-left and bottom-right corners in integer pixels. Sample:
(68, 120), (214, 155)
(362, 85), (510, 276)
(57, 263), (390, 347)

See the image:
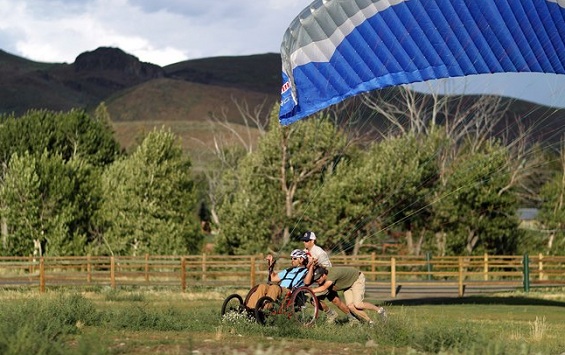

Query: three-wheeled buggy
(221, 283), (320, 326)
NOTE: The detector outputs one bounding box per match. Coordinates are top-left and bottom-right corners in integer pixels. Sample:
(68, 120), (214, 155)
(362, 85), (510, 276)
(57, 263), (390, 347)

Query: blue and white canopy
(279, 0), (565, 125)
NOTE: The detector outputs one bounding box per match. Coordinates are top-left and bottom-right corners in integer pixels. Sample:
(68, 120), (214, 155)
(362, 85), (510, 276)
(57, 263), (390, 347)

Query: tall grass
(0, 289), (564, 354)
(0, 293), (102, 354)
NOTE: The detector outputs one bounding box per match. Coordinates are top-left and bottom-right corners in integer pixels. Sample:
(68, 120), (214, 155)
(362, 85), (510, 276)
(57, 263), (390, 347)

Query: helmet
(290, 249), (307, 259)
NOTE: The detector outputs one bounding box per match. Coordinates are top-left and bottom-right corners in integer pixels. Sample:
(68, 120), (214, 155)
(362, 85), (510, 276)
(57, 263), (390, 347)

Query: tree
(214, 109), (352, 254)
(0, 151), (95, 256)
(0, 108), (121, 167)
(0, 152), (41, 256)
(538, 143), (565, 254)
(99, 128), (202, 255)
(310, 131), (441, 255)
(432, 140), (522, 255)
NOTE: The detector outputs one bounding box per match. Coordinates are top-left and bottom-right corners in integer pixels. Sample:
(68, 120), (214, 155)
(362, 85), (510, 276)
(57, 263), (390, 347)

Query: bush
(413, 320), (484, 353)
(0, 293), (101, 354)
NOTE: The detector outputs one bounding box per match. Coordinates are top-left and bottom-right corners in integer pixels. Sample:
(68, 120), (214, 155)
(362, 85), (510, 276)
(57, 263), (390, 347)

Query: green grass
(0, 288), (564, 354)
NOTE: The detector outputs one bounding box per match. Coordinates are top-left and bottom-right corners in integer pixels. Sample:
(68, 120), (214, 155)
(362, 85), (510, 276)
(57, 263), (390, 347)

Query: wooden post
(390, 257), (396, 298)
(145, 254), (149, 282)
(181, 257), (187, 292)
(201, 254), (207, 281)
(250, 256), (256, 288)
(538, 253), (544, 281)
(458, 257), (464, 297)
(110, 256), (116, 289)
(39, 257), (45, 293)
(371, 252), (376, 281)
(483, 253), (489, 281)
(87, 255), (92, 283)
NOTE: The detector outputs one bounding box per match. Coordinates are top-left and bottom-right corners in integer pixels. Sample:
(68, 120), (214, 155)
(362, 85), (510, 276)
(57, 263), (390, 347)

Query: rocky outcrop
(74, 47), (164, 80)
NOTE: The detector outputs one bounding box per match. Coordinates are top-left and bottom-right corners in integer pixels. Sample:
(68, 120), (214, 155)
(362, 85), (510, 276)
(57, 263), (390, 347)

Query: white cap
(300, 231), (316, 241)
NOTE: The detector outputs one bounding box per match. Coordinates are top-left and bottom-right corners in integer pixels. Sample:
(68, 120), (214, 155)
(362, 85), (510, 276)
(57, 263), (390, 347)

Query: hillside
(1, 47), (565, 170)
(0, 47), (279, 168)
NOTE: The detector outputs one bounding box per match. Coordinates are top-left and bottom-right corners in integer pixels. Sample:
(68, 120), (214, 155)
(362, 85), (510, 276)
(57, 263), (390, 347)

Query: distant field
(110, 119), (262, 171)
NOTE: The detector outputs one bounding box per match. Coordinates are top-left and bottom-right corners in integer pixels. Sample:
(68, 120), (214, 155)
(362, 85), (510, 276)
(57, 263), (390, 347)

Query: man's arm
(270, 271), (281, 283)
(303, 257), (317, 285)
(311, 280), (333, 294)
(266, 254), (277, 283)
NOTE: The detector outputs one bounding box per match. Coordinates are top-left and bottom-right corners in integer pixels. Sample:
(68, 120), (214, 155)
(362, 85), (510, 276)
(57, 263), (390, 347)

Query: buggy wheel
(254, 296), (275, 325)
(221, 294), (244, 317)
(291, 287), (319, 326)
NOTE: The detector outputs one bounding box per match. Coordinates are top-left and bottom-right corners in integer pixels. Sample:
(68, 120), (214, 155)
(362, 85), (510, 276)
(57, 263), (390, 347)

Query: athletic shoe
(347, 314), (361, 326)
(377, 307), (387, 319)
(325, 309), (338, 323)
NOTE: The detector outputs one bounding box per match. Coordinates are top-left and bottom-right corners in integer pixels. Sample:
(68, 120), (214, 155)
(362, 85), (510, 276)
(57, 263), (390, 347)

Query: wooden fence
(1, 253), (564, 297)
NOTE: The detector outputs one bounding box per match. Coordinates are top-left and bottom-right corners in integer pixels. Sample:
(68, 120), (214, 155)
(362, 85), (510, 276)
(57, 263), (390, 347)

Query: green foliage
(0, 152), (98, 256)
(310, 131), (441, 253)
(215, 110), (351, 254)
(103, 289), (146, 302)
(0, 108), (120, 257)
(213, 112), (528, 256)
(0, 108), (121, 167)
(99, 128), (203, 255)
(413, 320), (483, 353)
(538, 163), (565, 255)
(1, 290), (565, 354)
(0, 294), (101, 354)
(105, 304), (189, 331)
(433, 141), (521, 255)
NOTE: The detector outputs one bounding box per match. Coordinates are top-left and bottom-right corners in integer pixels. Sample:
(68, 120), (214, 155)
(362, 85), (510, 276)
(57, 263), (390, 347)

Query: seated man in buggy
(245, 249), (309, 308)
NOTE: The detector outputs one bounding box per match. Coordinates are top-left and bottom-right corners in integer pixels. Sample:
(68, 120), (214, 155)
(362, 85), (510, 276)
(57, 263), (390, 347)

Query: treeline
(2, 93), (565, 258)
(211, 93), (565, 257)
(0, 105), (202, 257)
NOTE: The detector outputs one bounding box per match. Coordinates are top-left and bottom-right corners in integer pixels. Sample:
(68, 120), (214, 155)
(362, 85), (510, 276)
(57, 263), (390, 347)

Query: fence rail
(1, 254), (564, 297)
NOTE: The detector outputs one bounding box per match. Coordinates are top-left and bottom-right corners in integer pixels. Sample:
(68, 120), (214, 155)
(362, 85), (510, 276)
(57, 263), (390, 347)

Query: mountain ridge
(1, 47), (564, 168)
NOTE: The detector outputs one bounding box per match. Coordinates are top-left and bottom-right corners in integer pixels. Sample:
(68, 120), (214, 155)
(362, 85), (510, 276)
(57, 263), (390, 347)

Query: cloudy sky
(1, 0), (565, 108)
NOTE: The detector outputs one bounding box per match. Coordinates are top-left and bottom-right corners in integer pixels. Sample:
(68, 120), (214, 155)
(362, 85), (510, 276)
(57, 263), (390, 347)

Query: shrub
(0, 293), (101, 354)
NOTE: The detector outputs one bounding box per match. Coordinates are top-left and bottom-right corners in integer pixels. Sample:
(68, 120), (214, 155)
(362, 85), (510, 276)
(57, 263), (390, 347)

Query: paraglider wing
(279, 0), (565, 125)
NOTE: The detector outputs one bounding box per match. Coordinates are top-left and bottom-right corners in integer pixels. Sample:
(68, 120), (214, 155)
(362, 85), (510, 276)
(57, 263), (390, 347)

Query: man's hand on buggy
(307, 257), (318, 269)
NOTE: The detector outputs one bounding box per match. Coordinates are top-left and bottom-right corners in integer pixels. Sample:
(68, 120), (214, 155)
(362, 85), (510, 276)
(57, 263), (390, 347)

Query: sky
(1, 0), (565, 109)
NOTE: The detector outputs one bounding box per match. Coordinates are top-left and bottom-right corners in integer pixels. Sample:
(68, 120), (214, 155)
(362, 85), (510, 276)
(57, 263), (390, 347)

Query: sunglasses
(292, 257), (301, 260)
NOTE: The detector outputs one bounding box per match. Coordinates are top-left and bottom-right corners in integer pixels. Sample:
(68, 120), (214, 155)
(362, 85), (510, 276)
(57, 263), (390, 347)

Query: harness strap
(280, 267), (306, 288)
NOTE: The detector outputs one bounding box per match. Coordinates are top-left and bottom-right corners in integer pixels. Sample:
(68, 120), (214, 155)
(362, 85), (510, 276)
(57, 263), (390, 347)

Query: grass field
(0, 287), (564, 354)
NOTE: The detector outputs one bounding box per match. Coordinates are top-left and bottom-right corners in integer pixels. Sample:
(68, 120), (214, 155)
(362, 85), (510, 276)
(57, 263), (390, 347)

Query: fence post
(39, 257), (45, 293)
(523, 253), (530, 292)
(87, 255), (92, 283)
(483, 253), (489, 281)
(201, 254), (207, 281)
(145, 254), (150, 282)
(458, 257), (464, 297)
(425, 252), (432, 280)
(390, 257), (396, 298)
(250, 256), (256, 288)
(110, 256), (116, 290)
(181, 257), (187, 292)
(538, 253), (544, 281)
(371, 252), (376, 281)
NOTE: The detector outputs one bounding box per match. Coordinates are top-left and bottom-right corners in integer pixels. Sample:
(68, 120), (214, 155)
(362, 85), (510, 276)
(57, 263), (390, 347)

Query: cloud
(1, 0), (564, 108)
(0, 0), (309, 66)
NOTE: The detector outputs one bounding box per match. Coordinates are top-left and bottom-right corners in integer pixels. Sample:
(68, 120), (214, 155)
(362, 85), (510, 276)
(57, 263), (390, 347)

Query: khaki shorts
(343, 272), (365, 305)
